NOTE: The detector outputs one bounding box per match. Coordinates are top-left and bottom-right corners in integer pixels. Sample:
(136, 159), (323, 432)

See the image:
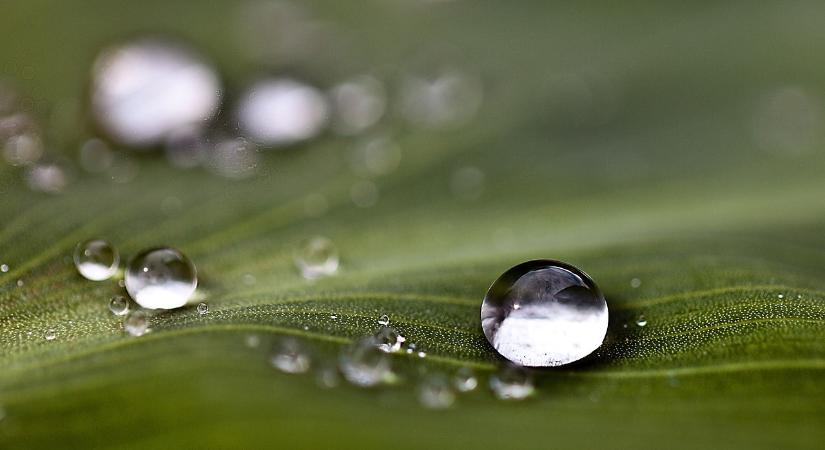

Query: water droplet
(90, 38), (222, 147)
(294, 236), (339, 280)
(124, 310), (150, 336)
(330, 75), (386, 135)
(205, 137), (259, 179)
(15, 279), (23, 287)
(450, 166), (485, 201)
(630, 278), (642, 288)
(481, 260), (608, 367)
(377, 314), (390, 326)
(125, 247), (197, 309)
(349, 134), (401, 177)
(777, 294), (784, 299)
(242, 273), (257, 286)
(26, 162), (69, 194)
(108, 295), (130, 316)
(330, 314), (338, 320)
(78, 138), (114, 173)
(339, 336), (392, 387)
(0, 264), (8, 273)
(44, 329), (56, 341)
(244, 334), (260, 348)
(418, 351), (427, 358)
(399, 69), (483, 129)
(237, 78), (328, 147)
(74, 239), (119, 281)
(635, 315), (647, 327)
(350, 180), (379, 208)
(197, 302), (209, 315)
(270, 338), (311, 374)
(490, 366), (535, 400)
(374, 326), (405, 353)
(3, 132), (43, 167)
(453, 367), (478, 392)
(418, 374), (456, 409)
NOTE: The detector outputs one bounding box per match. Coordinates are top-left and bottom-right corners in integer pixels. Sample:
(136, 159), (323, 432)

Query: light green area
(1, 1), (825, 449)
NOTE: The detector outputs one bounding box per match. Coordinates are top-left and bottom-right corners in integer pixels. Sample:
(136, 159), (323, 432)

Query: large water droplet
(74, 239), (119, 281)
(125, 247), (197, 309)
(453, 367), (478, 392)
(489, 366), (535, 400)
(270, 338), (311, 374)
(418, 374), (456, 409)
(124, 310), (150, 336)
(294, 236), (338, 280)
(108, 295), (130, 316)
(374, 326), (405, 353)
(90, 38), (222, 147)
(339, 336), (392, 387)
(481, 260), (608, 367)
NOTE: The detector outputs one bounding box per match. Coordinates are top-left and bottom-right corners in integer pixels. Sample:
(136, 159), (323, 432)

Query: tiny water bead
(108, 295), (130, 316)
(44, 329), (56, 341)
(124, 310), (150, 336)
(74, 239), (120, 281)
(635, 314), (647, 327)
(125, 247), (197, 309)
(418, 374), (456, 409)
(490, 366), (535, 400)
(453, 367), (478, 393)
(374, 326), (405, 353)
(481, 260), (608, 367)
(0, 264), (7, 273)
(339, 336), (392, 387)
(271, 339), (311, 374)
(377, 314), (390, 326)
(197, 302), (209, 315)
(294, 236), (339, 280)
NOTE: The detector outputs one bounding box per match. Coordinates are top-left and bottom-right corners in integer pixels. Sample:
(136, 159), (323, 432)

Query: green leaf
(2, 1), (825, 449)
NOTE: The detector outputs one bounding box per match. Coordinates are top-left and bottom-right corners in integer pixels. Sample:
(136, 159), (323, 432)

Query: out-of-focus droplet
(0, 264), (8, 273)
(349, 134), (401, 177)
(453, 367), (478, 392)
(205, 137), (259, 179)
(125, 247), (197, 309)
(165, 126), (208, 169)
(45, 329), (57, 341)
(197, 302), (209, 315)
(752, 86), (823, 155)
(330, 75), (386, 135)
(481, 260), (608, 367)
(374, 326), (405, 353)
(109, 295), (130, 316)
(124, 310), (150, 336)
(635, 315), (647, 327)
(418, 374), (456, 409)
(450, 166), (485, 201)
(236, 78), (328, 147)
(245, 334), (261, 348)
(490, 366), (535, 400)
(270, 338), (311, 374)
(399, 69), (483, 129)
(339, 336), (392, 387)
(350, 180), (379, 208)
(242, 273), (257, 286)
(3, 132), (43, 167)
(26, 162), (69, 194)
(74, 239), (119, 281)
(294, 236), (339, 280)
(78, 138), (114, 173)
(90, 38), (222, 147)
(315, 365), (340, 388)
(377, 314), (390, 326)
(630, 278), (642, 288)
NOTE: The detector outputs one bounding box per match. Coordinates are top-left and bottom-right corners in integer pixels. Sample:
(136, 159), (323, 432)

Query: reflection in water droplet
(374, 326), (405, 353)
(481, 260), (608, 367)
(418, 374), (456, 409)
(124, 310), (150, 336)
(377, 314), (390, 326)
(108, 295), (130, 316)
(350, 180), (379, 208)
(635, 315), (647, 327)
(125, 247), (197, 309)
(294, 236), (339, 280)
(237, 78), (328, 147)
(399, 69), (483, 129)
(271, 338), (311, 374)
(26, 163), (69, 194)
(45, 329), (57, 341)
(197, 302), (209, 315)
(74, 239), (119, 281)
(339, 336), (392, 387)
(78, 138), (114, 173)
(453, 367), (478, 392)
(490, 366), (535, 400)
(90, 38), (222, 147)
(205, 137), (259, 179)
(350, 134), (401, 177)
(330, 75), (386, 135)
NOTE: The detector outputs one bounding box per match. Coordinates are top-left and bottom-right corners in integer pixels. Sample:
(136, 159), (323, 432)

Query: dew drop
(339, 336), (392, 387)
(15, 279), (23, 287)
(481, 260), (608, 367)
(0, 264), (8, 273)
(4, 132), (43, 167)
(777, 294), (784, 299)
(635, 315), (647, 327)
(490, 366), (535, 400)
(270, 338), (311, 374)
(125, 247), (197, 309)
(108, 295), (130, 316)
(294, 236), (339, 280)
(44, 329), (56, 341)
(205, 137), (259, 180)
(418, 374), (456, 409)
(399, 69), (483, 129)
(315, 365), (340, 389)
(377, 314), (390, 326)
(74, 239), (119, 281)
(374, 326), (405, 353)
(418, 351), (427, 358)
(329, 75), (386, 135)
(630, 278), (642, 288)
(453, 367), (478, 393)
(330, 314), (338, 320)
(197, 302), (209, 315)
(26, 162), (69, 194)
(124, 310), (150, 337)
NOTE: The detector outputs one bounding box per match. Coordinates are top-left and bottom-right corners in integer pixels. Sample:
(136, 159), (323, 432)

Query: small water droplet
(418, 374), (456, 409)
(74, 239), (119, 281)
(635, 315), (647, 327)
(44, 329), (56, 341)
(3, 131), (43, 167)
(377, 314), (390, 326)
(271, 338), (311, 374)
(630, 278), (642, 288)
(777, 294), (784, 299)
(339, 336), (392, 387)
(15, 279), (23, 287)
(124, 310), (150, 336)
(244, 334), (260, 348)
(490, 366), (535, 400)
(399, 69), (483, 129)
(108, 295), (130, 316)
(374, 326), (405, 353)
(125, 247), (197, 309)
(481, 260), (608, 367)
(330, 314), (338, 320)
(294, 236), (339, 280)
(205, 137), (259, 179)
(0, 264), (8, 273)
(330, 75), (386, 135)
(453, 367), (478, 392)
(26, 162), (69, 194)
(418, 351), (427, 358)
(197, 302), (209, 315)
(350, 180), (379, 208)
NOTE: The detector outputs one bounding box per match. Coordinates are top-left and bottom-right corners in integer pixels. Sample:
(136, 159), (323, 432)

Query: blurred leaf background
(1, 1), (825, 449)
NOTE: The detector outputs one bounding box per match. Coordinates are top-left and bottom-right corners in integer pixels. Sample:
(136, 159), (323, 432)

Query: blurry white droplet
(350, 180), (379, 208)
(450, 166), (485, 201)
(0, 264), (7, 273)
(418, 374), (456, 409)
(90, 38), (222, 147)
(329, 75), (386, 135)
(3, 132), (43, 167)
(205, 137), (259, 179)
(339, 336), (393, 387)
(124, 310), (150, 336)
(453, 367), (478, 392)
(73, 239), (120, 281)
(236, 78), (328, 147)
(374, 326), (405, 353)
(349, 134), (401, 177)
(78, 138), (114, 173)
(630, 278), (642, 288)
(490, 366), (535, 400)
(26, 162), (69, 194)
(399, 69), (483, 129)
(294, 236), (339, 280)
(271, 338), (311, 374)
(752, 86), (823, 155)
(109, 295), (130, 316)
(245, 334), (261, 348)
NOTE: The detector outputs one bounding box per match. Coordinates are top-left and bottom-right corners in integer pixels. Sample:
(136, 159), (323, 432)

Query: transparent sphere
(125, 247), (197, 309)
(124, 310), (150, 337)
(481, 260), (608, 367)
(339, 336), (392, 387)
(108, 295), (130, 316)
(294, 236), (339, 280)
(73, 239), (120, 281)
